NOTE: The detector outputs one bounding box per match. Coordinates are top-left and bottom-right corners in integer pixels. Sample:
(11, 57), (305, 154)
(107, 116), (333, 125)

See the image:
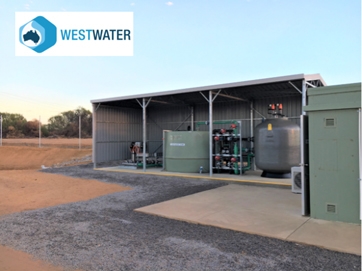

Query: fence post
(79, 114), (81, 149)
(0, 115), (2, 147)
(39, 116), (41, 148)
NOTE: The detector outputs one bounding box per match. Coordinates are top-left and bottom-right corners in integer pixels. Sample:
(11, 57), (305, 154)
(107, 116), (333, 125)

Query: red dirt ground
(0, 170), (130, 216)
(0, 146), (92, 170)
(0, 245), (68, 271)
(1, 138), (92, 149)
(0, 141), (129, 271)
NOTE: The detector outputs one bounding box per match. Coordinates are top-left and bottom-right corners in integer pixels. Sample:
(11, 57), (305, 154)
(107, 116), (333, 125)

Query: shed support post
(250, 100), (255, 170)
(142, 98), (147, 172)
(209, 91), (213, 177)
(190, 106), (194, 131)
(92, 103), (98, 169)
(359, 108), (362, 220)
(136, 98), (151, 172)
(239, 120), (243, 176)
(302, 80), (307, 115)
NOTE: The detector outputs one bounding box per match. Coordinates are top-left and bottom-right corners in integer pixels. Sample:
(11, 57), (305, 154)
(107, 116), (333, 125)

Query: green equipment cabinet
(304, 83), (361, 224)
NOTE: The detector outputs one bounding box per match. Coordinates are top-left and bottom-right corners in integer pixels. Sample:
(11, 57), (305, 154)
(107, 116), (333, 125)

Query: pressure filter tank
(254, 118), (300, 177)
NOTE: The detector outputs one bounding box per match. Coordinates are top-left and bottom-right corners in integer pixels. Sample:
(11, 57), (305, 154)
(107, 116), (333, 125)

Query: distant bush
(0, 113), (27, 138)
(24, 119), (41, 137)
(6, 125), (24, 138)
(41, 125), (49, 137)
(47, 107), (92, 138)
(0, 107), (92, 138)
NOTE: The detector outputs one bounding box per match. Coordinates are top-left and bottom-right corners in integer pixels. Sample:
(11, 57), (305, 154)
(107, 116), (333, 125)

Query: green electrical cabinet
(304, 83), (361, 224)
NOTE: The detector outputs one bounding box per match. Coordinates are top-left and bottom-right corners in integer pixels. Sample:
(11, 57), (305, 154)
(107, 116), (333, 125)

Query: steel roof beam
(211, 89), (222, 102)
(251, 106), (266, 119)
(199, 91), (209, 102)
(306, 82), (317, 88)
(212, 91), (248, 102)
(288, 81), (302, 94)
(150, 99), (171, 105)
(95, 103), (101, 111)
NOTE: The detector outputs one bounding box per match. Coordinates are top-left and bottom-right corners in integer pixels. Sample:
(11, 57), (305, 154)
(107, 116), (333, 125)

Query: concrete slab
(135, 184), (361, 255)
(287, 218), (361, 255)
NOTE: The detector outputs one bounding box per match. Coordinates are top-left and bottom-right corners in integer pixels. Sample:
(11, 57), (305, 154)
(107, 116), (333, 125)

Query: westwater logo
(16, 12), (134, 56)
(60, 29), (131, 41)
(19, 16), (57, 53)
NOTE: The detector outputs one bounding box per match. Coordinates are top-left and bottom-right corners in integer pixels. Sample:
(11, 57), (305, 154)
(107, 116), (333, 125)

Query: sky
(0, 0), (361, 123)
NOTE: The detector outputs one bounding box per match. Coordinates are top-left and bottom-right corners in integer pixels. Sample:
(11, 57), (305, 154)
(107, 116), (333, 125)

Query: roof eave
(91, 73), (325, 104)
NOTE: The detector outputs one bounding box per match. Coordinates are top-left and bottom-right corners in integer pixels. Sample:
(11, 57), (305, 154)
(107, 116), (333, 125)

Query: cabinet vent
(325, 118), (335, 127)
(326, 204), (336, 213)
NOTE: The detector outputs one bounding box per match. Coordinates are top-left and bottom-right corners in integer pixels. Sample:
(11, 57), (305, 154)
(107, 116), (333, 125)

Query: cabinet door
(301, 115), (310, 216)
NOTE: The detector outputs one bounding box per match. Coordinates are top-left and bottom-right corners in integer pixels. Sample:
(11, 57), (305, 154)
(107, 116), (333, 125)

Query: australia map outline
(23, 30), (40, 44)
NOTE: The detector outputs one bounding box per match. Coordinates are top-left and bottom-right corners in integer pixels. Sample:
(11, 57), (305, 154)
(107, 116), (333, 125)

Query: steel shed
(91, 73), (326, 176)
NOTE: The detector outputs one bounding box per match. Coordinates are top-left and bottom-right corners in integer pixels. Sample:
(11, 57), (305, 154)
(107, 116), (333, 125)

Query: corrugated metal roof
(91, 73), (326, 109)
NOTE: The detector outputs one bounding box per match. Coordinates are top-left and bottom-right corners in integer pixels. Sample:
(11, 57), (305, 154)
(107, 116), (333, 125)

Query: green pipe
(196, 120), (238, 126)
(242, 153), (254, 172)
(196, 120), (239, 134)
(196, 119), (244, 174)
(233, 143), (239, 175)
(210, 120), (238, 125)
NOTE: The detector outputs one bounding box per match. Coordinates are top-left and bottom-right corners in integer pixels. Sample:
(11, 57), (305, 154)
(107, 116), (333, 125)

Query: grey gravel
(0, 163), (360, 271)
(52, 154), (92, 168)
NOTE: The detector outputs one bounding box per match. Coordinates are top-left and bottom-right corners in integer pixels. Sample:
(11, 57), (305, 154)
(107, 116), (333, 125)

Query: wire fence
(0, 114), (89, 149)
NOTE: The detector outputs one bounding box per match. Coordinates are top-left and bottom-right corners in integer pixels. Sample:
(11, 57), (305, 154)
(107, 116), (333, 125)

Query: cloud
(24, 4), (30, 10)
(130, 3), (135, 6)
(165, 2), (173, 6)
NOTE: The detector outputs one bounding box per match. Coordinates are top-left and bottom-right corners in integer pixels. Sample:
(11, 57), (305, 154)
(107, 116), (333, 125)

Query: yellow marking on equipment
(267, 123), (272, 131)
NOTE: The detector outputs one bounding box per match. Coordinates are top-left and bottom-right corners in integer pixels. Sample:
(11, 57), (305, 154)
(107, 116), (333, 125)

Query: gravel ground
(52, 154), (92, 168)
(0, 164), (360, 271)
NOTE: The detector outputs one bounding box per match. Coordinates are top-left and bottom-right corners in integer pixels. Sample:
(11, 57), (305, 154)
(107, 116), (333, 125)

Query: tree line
(0, 107), (92, 138)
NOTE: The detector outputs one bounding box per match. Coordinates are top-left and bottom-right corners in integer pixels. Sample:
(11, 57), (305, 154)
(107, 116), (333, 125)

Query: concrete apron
(95, 167), (292, 188)
(134, 184), (361, 256)
(95, 167), (360, 255)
